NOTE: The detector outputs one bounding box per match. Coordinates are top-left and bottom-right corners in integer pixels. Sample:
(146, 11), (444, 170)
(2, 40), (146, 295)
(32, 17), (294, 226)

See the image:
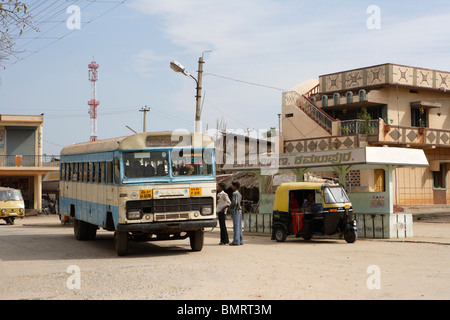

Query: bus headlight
(127, 210), (143, 220)
(200, 206), (213, 216)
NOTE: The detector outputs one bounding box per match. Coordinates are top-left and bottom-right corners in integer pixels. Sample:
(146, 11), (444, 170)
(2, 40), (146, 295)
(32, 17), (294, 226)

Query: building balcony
(0, 155), (60, 170)
(377, 120), (450, 148)
(284, 118), (450, 153)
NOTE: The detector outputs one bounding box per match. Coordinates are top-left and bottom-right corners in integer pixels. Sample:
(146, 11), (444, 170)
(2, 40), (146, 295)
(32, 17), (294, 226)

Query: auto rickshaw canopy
(273, 182), (337, 212)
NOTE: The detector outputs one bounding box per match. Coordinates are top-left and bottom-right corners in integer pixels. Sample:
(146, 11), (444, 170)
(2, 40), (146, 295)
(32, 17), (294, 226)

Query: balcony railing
(339, 120), (379, 135)
(379, 122), (450, 148)
(0, 155), (60, 168)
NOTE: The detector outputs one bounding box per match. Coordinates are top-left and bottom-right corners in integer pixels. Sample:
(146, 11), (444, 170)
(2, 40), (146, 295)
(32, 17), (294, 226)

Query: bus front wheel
(189, 229), (204, 251)
(115, 231), (128, 256)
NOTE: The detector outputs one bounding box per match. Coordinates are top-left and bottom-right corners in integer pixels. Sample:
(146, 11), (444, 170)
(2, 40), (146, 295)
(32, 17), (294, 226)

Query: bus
(59, 131), (217, 256)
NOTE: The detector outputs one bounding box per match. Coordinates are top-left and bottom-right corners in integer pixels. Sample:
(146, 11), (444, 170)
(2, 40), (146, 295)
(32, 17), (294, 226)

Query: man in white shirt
(217, 182), (231, 245)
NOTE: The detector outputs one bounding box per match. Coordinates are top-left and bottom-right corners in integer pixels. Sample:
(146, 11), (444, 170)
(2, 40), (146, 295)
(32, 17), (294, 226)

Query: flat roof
(0, 114), (44, 124)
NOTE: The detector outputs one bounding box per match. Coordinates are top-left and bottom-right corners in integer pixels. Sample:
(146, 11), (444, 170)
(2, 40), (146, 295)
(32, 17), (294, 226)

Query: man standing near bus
(229, 181), (243, 246)
(216, 183), (231, 245)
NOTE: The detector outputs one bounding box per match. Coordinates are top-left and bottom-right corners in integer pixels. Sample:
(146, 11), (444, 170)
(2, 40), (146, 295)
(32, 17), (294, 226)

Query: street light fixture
(170, 51), (211, 133)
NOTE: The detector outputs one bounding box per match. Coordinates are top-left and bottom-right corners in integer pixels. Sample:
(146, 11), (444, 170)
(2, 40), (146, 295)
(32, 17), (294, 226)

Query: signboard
(222, 147), (428, 172)
(223, 148), (366, 171)
(0, 130), (4, 149)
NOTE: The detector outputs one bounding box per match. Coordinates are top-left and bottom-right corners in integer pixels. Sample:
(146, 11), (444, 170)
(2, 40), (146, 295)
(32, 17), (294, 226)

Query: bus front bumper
(116, 219), (217, 233)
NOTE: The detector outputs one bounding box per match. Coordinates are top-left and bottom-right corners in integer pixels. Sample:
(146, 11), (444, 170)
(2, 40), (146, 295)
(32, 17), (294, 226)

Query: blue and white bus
(59, 131), (217, 256)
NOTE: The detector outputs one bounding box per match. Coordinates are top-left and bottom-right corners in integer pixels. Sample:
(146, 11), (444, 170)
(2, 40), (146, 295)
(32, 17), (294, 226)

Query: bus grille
(155, 213), (190, 221)
(126, 197), (213, 214)
(153, 197), (213, 213)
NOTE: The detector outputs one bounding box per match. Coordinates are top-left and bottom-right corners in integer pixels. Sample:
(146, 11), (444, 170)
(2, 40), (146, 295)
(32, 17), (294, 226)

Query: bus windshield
(172, 148), (213, 177)
(323, 186), (350, 204)
(123, 151), (169, 178)
(0, 190), (23, 201)
(122, 148), (214, 179)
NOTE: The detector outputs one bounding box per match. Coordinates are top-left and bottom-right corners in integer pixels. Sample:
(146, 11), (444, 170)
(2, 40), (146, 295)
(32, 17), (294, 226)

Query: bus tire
(115, 231), (128, 256)
(74, 218), (96, 241)
(86, 223), (97, 240)
(189, 229), (204, 252)
(74, 218), (86, 240)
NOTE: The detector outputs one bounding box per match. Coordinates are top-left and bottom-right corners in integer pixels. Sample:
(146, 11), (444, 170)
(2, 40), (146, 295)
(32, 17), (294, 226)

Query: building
(281, 63), (450, 207)
(0, 114), (59, 213)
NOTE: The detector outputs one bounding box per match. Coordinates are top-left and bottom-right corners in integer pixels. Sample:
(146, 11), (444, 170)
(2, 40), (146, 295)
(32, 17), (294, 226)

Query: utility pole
(195, 55), (204, 133)
(140, 106), (150, 132)
(170, 50), (211, 133)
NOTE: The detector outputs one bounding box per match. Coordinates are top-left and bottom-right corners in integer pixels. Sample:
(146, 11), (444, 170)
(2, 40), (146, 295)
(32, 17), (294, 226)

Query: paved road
(1, 215), (450, 300)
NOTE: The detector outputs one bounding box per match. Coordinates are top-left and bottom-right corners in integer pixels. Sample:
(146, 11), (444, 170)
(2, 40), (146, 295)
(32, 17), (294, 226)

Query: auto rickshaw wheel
(274, 228), (287, 242)
(5, 217), (14, 225)
(344, 230), (357, 243)
(302, 234), (312, 241)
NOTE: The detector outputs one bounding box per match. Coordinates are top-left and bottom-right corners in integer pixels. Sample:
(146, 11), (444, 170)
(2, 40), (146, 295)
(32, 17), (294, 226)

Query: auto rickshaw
(271, 182), (357, 243)
(0, 187), (25, 225)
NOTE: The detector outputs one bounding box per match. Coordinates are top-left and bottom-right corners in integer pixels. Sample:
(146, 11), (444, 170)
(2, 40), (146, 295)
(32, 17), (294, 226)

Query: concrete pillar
(34, 174), (42, 211)
(332, 165), (354, 186)
(384, 165), (396, 214)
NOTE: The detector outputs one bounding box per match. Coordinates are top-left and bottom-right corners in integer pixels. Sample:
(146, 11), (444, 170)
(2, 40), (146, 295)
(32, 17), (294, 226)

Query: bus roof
(60, 131), (215, 156)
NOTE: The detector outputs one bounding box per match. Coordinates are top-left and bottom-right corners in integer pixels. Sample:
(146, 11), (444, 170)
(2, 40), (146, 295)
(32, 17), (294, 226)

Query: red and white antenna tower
(88, 60), (100, 142)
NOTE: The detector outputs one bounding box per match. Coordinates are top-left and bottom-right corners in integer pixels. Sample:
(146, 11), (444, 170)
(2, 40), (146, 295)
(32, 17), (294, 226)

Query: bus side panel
(61, 194), (116, 229)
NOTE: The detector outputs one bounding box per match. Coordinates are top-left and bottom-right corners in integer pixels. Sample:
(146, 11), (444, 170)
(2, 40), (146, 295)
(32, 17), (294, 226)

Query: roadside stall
(223, 146), (429, 239)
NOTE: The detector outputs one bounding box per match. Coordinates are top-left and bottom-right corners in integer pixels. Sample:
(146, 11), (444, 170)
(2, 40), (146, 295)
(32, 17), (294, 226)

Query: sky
(1, 0), (450, 155)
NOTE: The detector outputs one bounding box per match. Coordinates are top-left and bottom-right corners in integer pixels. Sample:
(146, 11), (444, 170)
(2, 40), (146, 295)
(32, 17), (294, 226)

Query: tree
(263, 127), (277, 139)
(0, 0), (35, 66)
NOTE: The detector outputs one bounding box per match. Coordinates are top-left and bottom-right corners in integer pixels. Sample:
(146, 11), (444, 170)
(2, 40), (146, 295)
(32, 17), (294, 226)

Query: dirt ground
(0, 215), (450, 300)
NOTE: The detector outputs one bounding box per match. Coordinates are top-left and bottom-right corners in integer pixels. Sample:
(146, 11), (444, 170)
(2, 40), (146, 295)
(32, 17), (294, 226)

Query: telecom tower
(88, 60), (100, 142)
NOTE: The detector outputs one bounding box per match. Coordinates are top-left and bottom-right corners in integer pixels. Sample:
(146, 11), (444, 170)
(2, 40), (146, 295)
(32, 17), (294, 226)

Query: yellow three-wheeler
(271, 182), (357, 243)
(0, 187), (25, 225)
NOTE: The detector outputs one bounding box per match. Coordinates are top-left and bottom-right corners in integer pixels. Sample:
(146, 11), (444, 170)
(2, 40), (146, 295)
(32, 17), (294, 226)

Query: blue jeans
(232, 212), (243, 245)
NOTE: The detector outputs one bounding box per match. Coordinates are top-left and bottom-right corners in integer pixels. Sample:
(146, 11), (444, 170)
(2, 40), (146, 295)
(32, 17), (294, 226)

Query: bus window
(73, 163), (77, 181)
(68, 164), (72, 181)
(87, 163), (92, 182)
(123, 151), (169, 178)
(61, 163), (66, 181)
(114, 157), (120, 183)
(172, 148), (213, 177)
(93, 162), (99, 183)
(81, 163), (86, 182)
(99, 162), (106, 184)
(107, 161), (113, 184)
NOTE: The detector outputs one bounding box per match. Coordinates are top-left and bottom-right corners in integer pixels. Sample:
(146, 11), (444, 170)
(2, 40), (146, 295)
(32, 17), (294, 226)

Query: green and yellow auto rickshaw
(0, 187), (25, 225)
(271, 182), (357, 243)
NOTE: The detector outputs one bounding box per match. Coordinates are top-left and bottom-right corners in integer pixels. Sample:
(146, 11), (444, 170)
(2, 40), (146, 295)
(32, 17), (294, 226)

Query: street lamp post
(170, 51), (211, 133)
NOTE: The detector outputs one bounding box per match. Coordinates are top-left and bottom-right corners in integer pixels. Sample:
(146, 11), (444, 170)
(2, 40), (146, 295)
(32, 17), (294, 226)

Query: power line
(204, 73), (286, 92)
(3, 0), (130, 67)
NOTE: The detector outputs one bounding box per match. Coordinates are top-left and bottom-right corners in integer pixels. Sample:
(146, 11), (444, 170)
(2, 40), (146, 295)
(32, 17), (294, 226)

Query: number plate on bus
(139, 190), (153, 199)
(190, 188), (202, 197)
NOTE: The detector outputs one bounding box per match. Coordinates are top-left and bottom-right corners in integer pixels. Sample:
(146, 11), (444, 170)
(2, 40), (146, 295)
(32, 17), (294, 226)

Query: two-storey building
(281, 63), (450, 207)
(0, 114), (59, 213)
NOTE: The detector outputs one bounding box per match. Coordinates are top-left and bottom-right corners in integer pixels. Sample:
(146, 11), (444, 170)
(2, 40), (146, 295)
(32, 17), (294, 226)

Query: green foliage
(0, 0), (35, 66)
